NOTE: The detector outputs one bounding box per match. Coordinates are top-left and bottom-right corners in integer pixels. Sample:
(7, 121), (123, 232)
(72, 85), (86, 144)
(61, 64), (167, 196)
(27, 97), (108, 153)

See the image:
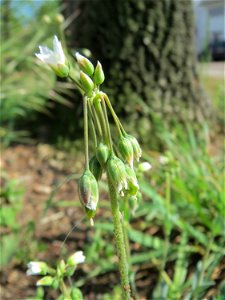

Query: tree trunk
(63, 0), (212, 141)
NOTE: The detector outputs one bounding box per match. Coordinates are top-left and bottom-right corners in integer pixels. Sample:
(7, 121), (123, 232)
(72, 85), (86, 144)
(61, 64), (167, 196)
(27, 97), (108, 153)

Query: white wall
(193, 0), (225, 54)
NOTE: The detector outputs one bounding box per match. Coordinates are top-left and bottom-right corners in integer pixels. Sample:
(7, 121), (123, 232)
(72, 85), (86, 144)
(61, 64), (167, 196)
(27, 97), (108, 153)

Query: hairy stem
(108, 179), (131, 299)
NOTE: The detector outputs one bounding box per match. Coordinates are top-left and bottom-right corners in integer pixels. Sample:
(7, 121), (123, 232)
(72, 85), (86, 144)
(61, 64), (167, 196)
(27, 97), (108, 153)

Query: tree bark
(63, 0), (212, 141)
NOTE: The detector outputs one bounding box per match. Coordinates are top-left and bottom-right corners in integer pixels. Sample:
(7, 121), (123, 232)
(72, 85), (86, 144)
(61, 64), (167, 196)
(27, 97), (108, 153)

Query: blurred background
(0, 0), (224, 299)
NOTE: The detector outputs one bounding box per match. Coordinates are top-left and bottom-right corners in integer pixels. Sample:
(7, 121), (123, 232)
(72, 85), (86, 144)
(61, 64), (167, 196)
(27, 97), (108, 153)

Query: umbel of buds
(78, 170), (99, 221)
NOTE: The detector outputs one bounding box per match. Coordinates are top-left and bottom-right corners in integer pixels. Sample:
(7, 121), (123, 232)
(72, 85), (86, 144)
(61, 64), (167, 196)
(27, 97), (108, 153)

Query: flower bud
(36, 276), (54, 286)
(42, 15), (51, 24)
(125, 134), (142, 162)
(106, 155), (128, 196)
(89, 156), (102, 180)
(71, 287), (83, 300)
(118, 136), (134, 167)
(94, 61), (105, 85)
(125, 165), (139, 196)
(96, 143), (110, 167)
(57, 260), (66, 276)
(80, 71), (94, 95)
(76, 52), (94, 76)
(55, 13), (64, 24)
(78, 170), (99, 219)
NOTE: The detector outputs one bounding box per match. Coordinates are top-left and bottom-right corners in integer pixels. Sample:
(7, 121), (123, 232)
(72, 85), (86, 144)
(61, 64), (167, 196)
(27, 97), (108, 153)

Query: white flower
(159, 155), (169, 165)
(35, 35), (69, 78)
(26, 262), (48, 276)
(139, 162), (152, 172)
(36, 35), (65, 65)
(67, 251), (86, 266)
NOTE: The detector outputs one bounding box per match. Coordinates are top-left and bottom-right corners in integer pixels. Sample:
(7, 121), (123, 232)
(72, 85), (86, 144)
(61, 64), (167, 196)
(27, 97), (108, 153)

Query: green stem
(88, 100), (102, 138)
(69, 71), (83, 91)
(83, 96), (89, 170)
(87, 102), (98, 147)
(101, 97), (113, 152)
(59, 279), (72, 300)
(103, 93), (124, 136)
(94, 99), (108, 145)
(108, 179), (131, 299)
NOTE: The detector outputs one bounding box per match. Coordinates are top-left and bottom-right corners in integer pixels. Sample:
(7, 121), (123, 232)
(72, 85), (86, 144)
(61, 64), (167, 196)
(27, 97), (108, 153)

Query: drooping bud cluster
(73, 53), (150, 220)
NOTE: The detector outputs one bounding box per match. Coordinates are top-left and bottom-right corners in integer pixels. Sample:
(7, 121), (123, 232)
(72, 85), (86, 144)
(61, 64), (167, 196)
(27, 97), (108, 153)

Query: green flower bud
(89, 156), (102, 180)
(78, 170), (99, 220)
(55, 13), (64, 24)
(36, 276), (54, 287)
(80, 71), (94, 95)
(94, 61), (105, 85)
(71, 287), (83, 300)
(125, 134), (142, 162)
(96, 143), (110, 167)
(57, 260), (66, 276)
(118, 136), (134, 167)
(125, 164), (139, 196)
(106, 155), (128, 196)
(76, 52), (94, 76)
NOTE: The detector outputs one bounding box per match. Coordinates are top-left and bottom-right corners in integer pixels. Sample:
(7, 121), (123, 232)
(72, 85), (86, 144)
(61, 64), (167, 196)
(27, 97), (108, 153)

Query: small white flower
(67, 251), (85, 266)
(36, 35), (65, 65)
(35, 36), (69, 78)
(26, 262), (47, 276)
(139, 162), (152, 172)
(159, 155), (169, 165)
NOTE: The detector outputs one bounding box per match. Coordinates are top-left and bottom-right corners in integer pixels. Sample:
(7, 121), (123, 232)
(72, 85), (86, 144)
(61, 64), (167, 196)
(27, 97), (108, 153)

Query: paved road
(199, 62), (224, 79)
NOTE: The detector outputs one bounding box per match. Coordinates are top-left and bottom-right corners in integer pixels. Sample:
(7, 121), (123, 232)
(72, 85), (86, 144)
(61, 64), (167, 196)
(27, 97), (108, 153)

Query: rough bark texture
(63, 0), (211, 142)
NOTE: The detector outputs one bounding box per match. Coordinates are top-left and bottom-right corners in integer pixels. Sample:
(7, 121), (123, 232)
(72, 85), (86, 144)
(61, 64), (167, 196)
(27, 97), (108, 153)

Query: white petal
(139, 162), (152, 172)
(72, 251), (85, 264)
(53, 35), (65, 64)
(39, 46), (53, 55)
(35, 53), (45, 63)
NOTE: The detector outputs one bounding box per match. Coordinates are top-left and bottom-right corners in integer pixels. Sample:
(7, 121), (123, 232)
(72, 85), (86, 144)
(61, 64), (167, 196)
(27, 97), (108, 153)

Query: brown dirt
(0, 144), (224, 300)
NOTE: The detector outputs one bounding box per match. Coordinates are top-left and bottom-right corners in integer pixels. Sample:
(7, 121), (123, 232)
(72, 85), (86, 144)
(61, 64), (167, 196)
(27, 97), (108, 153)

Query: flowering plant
(34, 35), (151, 299)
